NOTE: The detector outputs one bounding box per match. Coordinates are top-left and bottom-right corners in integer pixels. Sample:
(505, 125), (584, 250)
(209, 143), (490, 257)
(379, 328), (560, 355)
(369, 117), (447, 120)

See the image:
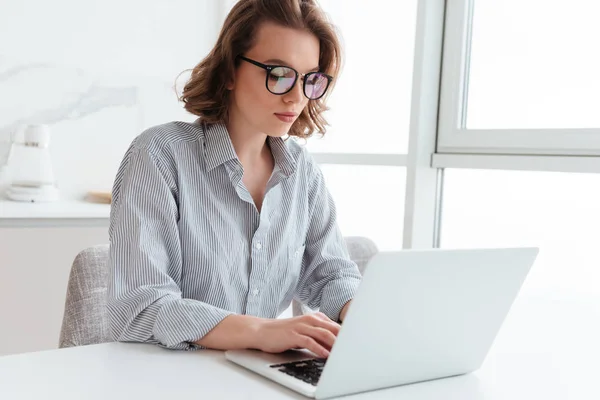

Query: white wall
(0, 0), (223, 198)
(0, 0), (225, 356)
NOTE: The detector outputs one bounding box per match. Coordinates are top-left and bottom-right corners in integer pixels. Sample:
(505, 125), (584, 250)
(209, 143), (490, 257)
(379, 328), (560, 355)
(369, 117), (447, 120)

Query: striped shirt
(107, 120), (362, 350)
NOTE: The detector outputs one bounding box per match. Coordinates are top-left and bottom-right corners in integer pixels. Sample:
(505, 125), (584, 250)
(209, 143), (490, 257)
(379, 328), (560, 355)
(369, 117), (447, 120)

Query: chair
(58, 237), (379, 348)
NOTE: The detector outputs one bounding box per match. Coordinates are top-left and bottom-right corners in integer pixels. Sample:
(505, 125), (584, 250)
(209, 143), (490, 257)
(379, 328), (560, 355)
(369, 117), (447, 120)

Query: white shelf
(0, 199), (110, 227)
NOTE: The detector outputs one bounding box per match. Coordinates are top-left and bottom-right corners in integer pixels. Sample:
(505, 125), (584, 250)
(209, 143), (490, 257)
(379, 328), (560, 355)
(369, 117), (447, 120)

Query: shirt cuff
(153, 298), (235, 349)
(318, 277), (361, 322)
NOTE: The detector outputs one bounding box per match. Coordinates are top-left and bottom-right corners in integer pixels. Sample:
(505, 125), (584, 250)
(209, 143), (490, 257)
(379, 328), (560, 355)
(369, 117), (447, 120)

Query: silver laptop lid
(316, 247), (538, 399)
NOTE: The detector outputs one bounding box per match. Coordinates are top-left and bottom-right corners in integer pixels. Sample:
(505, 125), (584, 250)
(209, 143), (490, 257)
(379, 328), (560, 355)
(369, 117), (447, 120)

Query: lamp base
(6, 183), (60, 203)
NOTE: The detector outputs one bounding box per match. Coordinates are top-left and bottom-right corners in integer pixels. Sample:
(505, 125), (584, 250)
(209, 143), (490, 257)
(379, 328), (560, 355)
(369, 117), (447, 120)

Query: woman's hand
(252, 313), (341, 358)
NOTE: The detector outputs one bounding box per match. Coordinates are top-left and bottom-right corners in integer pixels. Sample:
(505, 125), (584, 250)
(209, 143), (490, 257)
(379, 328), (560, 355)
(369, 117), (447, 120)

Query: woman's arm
(196, 313), (341, 358)
(295, 157), (362, 322)
(108, 141), (235, 350)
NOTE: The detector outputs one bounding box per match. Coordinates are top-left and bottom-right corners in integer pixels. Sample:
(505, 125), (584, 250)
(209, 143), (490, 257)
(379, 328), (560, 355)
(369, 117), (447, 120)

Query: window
(437, 0), (600, 155)
(321, 165), (406, 251)
(441, 169), (600, 298)
(306, 0), (418, 154)
(306, 1), (418, 251)
(467, 0), (600, 130)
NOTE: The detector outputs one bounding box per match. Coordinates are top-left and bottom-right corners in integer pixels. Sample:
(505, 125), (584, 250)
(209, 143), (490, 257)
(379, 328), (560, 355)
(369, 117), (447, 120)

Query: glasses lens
(304, 73), (330, 99)
(268, 67), (297, 94)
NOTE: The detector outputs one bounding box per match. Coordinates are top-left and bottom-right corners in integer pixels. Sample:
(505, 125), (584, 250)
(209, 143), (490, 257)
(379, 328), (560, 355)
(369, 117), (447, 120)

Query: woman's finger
(304, 314), (341, 336)
(299, 325), (336, 350)
(295, 333), (330, 358)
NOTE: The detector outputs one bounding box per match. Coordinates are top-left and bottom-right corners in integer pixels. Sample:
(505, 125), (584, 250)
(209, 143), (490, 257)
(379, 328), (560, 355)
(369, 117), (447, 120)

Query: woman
(107, 0), (361, 359)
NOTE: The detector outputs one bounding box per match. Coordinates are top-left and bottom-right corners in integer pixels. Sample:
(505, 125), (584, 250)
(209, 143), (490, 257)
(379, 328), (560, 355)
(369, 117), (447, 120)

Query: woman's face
(228, 21), (320, 137)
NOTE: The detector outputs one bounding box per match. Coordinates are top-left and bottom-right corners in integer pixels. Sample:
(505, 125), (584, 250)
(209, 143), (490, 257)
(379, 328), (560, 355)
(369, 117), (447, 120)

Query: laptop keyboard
(270, 358), (326, 386)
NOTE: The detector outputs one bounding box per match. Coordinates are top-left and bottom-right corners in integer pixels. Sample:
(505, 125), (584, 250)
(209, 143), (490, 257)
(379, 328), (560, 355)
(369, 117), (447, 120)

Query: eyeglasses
(237, 55), (333, 100)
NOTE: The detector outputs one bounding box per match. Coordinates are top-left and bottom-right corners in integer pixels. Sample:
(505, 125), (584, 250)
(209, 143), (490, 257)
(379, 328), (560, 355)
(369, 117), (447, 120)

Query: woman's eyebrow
(264, 58), (320, 72)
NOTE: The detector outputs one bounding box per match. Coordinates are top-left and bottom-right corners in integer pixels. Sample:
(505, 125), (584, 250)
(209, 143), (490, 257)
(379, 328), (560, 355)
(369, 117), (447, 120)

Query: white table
(0, 295), (598, 399)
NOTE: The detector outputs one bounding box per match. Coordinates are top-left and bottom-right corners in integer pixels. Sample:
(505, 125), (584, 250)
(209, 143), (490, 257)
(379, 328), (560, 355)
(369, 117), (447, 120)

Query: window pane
(441, 169), (600, 298)
(306, 0), (417, 153)
(320, 165), (405, 251)
(467, 0), (600, 129)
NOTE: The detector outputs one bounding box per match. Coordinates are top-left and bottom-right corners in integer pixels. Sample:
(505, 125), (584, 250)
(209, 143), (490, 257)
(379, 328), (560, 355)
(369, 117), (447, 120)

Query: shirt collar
(202, 121), (297, 177)
(267, 135), (297, 177)
(203, 122), (239, 171)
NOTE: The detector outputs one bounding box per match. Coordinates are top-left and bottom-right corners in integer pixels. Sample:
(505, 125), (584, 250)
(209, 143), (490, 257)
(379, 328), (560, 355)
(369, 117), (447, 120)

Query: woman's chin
(265, 126), (291, 138)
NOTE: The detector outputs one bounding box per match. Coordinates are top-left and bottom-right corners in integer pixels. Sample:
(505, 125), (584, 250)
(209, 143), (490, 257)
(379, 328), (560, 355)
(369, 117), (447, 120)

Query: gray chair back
(59, 237), (378, 348)
(59, 244), (111, 348)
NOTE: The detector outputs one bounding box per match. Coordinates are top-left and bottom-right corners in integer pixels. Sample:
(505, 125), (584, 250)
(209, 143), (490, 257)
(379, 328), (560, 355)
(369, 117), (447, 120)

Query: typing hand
(254, 313), (340, 358)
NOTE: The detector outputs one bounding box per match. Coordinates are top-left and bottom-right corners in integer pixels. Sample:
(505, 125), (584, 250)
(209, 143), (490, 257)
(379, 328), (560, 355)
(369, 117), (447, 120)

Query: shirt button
(252, 288), (260, 296)
(255, 242), (262, 250)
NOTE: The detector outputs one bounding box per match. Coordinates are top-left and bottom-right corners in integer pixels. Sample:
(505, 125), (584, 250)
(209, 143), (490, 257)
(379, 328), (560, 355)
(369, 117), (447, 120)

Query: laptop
(226, 247), (538, 399)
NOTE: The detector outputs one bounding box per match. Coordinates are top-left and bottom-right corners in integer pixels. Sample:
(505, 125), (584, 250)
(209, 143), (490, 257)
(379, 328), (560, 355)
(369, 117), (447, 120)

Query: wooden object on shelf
(85, 191), (112, 204)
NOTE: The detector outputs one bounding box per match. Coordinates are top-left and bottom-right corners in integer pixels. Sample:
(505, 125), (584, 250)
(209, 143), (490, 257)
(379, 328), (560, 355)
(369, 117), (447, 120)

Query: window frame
(436, 0), (600, 157)
(310, 0), (445, 250)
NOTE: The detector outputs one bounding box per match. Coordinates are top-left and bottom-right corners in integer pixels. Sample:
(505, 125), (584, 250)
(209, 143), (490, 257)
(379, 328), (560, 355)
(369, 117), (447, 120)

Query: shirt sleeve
(107, 142), (234, 350)
(295, 158), (362, 322)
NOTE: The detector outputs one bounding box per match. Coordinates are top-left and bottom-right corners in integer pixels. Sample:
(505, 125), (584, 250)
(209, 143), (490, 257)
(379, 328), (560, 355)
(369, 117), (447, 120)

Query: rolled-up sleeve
(107, 142), (234, 350)
(295, 159), (362, 322)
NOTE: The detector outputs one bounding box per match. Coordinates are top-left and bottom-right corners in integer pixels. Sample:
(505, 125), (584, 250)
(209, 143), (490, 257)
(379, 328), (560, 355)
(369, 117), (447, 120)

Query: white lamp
(5, 124), (59, 202)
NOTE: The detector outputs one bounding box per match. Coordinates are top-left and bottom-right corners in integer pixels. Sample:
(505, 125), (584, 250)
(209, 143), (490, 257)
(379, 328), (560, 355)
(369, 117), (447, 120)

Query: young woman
(107, 0), (361, 359)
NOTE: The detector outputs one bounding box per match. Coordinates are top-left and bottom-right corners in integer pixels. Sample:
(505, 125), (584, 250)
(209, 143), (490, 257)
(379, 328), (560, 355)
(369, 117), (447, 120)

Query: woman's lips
(274, 113), (297, 123)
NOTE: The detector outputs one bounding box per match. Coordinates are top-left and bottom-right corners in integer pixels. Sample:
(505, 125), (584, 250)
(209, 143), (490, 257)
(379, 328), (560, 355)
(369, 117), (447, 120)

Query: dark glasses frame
(237, 55), (333, 100)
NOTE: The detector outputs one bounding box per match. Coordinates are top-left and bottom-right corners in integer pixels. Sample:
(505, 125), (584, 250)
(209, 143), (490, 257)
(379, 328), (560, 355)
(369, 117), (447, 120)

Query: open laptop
(226, 247), (538, 399)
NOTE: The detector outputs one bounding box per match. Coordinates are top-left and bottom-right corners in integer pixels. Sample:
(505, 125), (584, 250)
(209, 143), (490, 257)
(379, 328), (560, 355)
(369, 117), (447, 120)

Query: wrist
(242, 315), (267, 350)
(194, 314), (265, 350)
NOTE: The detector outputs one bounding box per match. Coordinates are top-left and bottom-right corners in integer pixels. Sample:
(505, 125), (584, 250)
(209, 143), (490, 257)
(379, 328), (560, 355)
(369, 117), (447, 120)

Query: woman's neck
(225, 116), (271, 169)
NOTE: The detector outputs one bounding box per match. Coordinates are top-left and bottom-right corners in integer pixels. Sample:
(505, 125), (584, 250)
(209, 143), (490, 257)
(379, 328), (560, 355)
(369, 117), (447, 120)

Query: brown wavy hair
(178, 0), (342, 139)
